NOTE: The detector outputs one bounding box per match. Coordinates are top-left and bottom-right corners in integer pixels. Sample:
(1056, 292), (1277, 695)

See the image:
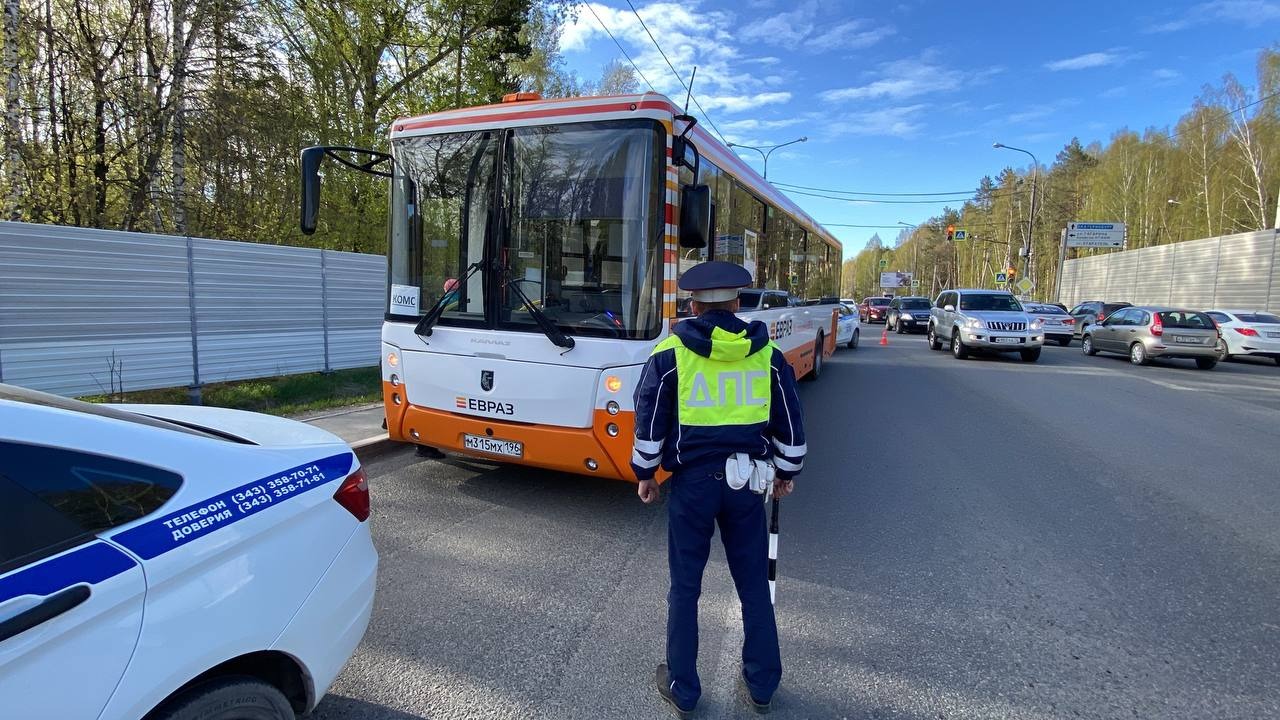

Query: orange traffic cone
(879, 327), (889, 346)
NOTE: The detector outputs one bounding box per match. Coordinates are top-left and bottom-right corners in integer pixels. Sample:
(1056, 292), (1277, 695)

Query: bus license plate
(463, 434), (523, 458)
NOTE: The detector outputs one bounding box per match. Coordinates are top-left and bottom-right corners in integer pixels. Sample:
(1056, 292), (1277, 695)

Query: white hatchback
(0, 384), (377, 720)
(1206, 310), (1280, 365)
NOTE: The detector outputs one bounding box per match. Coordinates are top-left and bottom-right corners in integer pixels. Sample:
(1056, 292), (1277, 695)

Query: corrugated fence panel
(1061, 229), (1280, 313)
(192, 239), (326, 383)
(0, 222), (385, 397)
(1169, 237), (1220, 309)
(1213, 231), (1274, 310)
(1130, 245), (1174, 306)
(0, 222), (194, 395)
(1062, 255), (1108, 308)
(326, 251), (384, 370)
(1270, 237), (1280, 314)
(1103, 251), (1140, 301)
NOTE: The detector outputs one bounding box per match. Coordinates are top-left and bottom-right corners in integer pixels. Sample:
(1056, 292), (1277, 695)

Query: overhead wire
(582, 2), (657, 94)
(622, 0), (731, 147)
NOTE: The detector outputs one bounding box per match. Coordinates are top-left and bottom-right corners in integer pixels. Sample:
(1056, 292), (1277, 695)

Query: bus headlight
(390, 373), (400, 387)
(606, 401), (620, 416)
(387, 351), (399, 368)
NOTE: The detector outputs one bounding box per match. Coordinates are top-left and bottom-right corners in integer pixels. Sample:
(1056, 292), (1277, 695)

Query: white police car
(0, 384), (377, 720)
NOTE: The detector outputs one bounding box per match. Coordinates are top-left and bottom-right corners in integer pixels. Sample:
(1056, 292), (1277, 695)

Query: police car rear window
(0, 441), (182, 536)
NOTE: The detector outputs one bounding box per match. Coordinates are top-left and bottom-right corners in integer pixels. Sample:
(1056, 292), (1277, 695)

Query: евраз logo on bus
(455, 396), (516, 415)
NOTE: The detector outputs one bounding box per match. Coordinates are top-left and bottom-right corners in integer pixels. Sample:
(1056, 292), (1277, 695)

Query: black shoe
(655, 663), (694, 718)
(738, 672), (771, 714)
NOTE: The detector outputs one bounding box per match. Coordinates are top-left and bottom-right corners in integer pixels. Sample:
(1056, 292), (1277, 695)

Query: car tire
(927, 326), (942, 351)
(847, 328), (858, 350)
(804, 334), (824, 381)
(1082, 335), (1097, 356)
(951, 330), (968, 359)
(1195, 357), (1218, 370)
(896, 319), (906, 334)
(150, 677), (294, 720)
(1129, 342), (1150, 366)
(1020, 347), (1042, 362)
(1057, 337), (1072, 347)
(1216, 338), (1230, 361)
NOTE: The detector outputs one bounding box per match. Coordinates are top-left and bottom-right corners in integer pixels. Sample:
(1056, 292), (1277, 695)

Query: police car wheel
(152, 677), (295, 720)
(847, 328), (858, 349)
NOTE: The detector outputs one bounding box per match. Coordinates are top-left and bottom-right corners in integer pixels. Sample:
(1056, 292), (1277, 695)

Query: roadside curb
(351, 434), (402, 462)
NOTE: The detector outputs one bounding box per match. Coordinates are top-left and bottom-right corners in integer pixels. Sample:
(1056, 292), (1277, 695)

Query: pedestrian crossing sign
(995, 272), (1008, 284)
(954, 229), (968, 241)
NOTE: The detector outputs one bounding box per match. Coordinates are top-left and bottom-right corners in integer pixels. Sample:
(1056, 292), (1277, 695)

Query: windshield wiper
(414, 260), (484, 339)
(499, 264), (575, 351)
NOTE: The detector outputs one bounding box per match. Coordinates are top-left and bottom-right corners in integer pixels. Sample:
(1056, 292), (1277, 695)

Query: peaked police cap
(679, 262), (753, 302)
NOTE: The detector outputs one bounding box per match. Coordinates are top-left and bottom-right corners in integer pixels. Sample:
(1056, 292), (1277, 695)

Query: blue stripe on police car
(112, 452), (354, 560)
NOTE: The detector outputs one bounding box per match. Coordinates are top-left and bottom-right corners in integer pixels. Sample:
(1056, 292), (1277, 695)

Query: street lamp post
(993, 142), (1039, 285)
(727, 137), (808, 180)
(898, 221), (920, 290)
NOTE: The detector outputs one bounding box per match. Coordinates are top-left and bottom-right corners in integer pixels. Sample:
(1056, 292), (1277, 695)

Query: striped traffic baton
(767, 487), (779, 604)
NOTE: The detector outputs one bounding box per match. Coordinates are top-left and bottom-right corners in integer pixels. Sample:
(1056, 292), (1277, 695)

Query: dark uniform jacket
(630, 310), (806, 481)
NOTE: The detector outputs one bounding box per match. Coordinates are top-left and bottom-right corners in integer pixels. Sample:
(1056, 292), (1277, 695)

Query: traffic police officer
(632, 261), (806, 716)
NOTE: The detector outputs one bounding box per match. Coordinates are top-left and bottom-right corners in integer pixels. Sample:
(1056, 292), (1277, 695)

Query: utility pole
(994, 142), (1039, 285)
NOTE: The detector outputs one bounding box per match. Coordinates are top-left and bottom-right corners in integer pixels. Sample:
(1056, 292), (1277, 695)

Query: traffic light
(1007, 266), (1017, 279)
(946, 225), (955, 241)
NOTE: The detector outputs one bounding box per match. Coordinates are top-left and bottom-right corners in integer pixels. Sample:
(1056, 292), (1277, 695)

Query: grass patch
(81, 367), (382, 417)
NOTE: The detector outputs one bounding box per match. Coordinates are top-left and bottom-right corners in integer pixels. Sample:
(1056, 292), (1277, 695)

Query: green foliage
(1, 0), (575, 253)
(81, 367), (382, 417)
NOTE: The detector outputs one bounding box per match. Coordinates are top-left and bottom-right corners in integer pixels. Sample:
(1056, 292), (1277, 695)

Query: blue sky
(558, 0), (1279, 258)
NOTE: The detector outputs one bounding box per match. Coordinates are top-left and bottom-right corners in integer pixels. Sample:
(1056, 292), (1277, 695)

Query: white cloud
(700, 91), (792, 113)
(740, 2), (894, 52)
(561, 3), (792, 116)
(1152, 68), (1182, 84)
(828, 105), (929, 138)
(720, 117), (805, 133)
(1146, 1), (1280, 32)
(1044, 51), (1132, 71)
(1100, 86), (1128, 99)
(818, 56), (968, 102)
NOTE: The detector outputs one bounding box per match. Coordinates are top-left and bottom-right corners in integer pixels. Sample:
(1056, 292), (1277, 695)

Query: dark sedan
(887, 296), (933, 333)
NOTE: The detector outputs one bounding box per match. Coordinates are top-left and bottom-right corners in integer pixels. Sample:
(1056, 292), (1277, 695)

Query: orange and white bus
(300, 92), (842, 481)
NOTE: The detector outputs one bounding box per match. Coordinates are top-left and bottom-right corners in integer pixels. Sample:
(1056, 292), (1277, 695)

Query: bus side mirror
(300, 146), (326, 235)
(679, 184), (711, 249)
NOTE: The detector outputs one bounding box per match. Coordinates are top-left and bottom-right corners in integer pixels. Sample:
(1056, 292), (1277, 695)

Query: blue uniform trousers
(666, 463), (782, 708)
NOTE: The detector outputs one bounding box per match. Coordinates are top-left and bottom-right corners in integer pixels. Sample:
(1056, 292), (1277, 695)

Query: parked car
(1069, 300), (1132, 340)
(1081, 307), (1220, 369)
(859, 296), (892, 323)
(1023, 302), (1076, 346)
(0, 384), (376, 720)
(927, 289), (1044, 362)
(836, 303), (860, 349)
(886, 296), (933, 334)
(1205, 309), (1280, 364)
(840, 297), (858, 307)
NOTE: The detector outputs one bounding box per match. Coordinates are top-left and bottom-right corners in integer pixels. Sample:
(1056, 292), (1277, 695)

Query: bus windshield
(388, 119), (665, 340)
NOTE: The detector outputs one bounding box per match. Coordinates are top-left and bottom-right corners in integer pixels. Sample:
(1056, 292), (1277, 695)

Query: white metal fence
(1059, 229), (1280, 313)
(0, 222), (385, 397)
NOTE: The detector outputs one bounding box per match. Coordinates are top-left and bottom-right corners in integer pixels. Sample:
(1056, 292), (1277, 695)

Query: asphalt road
(313, 326), (1280, 720)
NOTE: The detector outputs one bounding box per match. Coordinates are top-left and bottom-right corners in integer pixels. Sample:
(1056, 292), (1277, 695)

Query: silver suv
(927, 289), (1044, 362)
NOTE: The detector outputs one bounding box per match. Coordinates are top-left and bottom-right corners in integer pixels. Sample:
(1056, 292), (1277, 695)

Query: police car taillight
(334, 468), (370, 521)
